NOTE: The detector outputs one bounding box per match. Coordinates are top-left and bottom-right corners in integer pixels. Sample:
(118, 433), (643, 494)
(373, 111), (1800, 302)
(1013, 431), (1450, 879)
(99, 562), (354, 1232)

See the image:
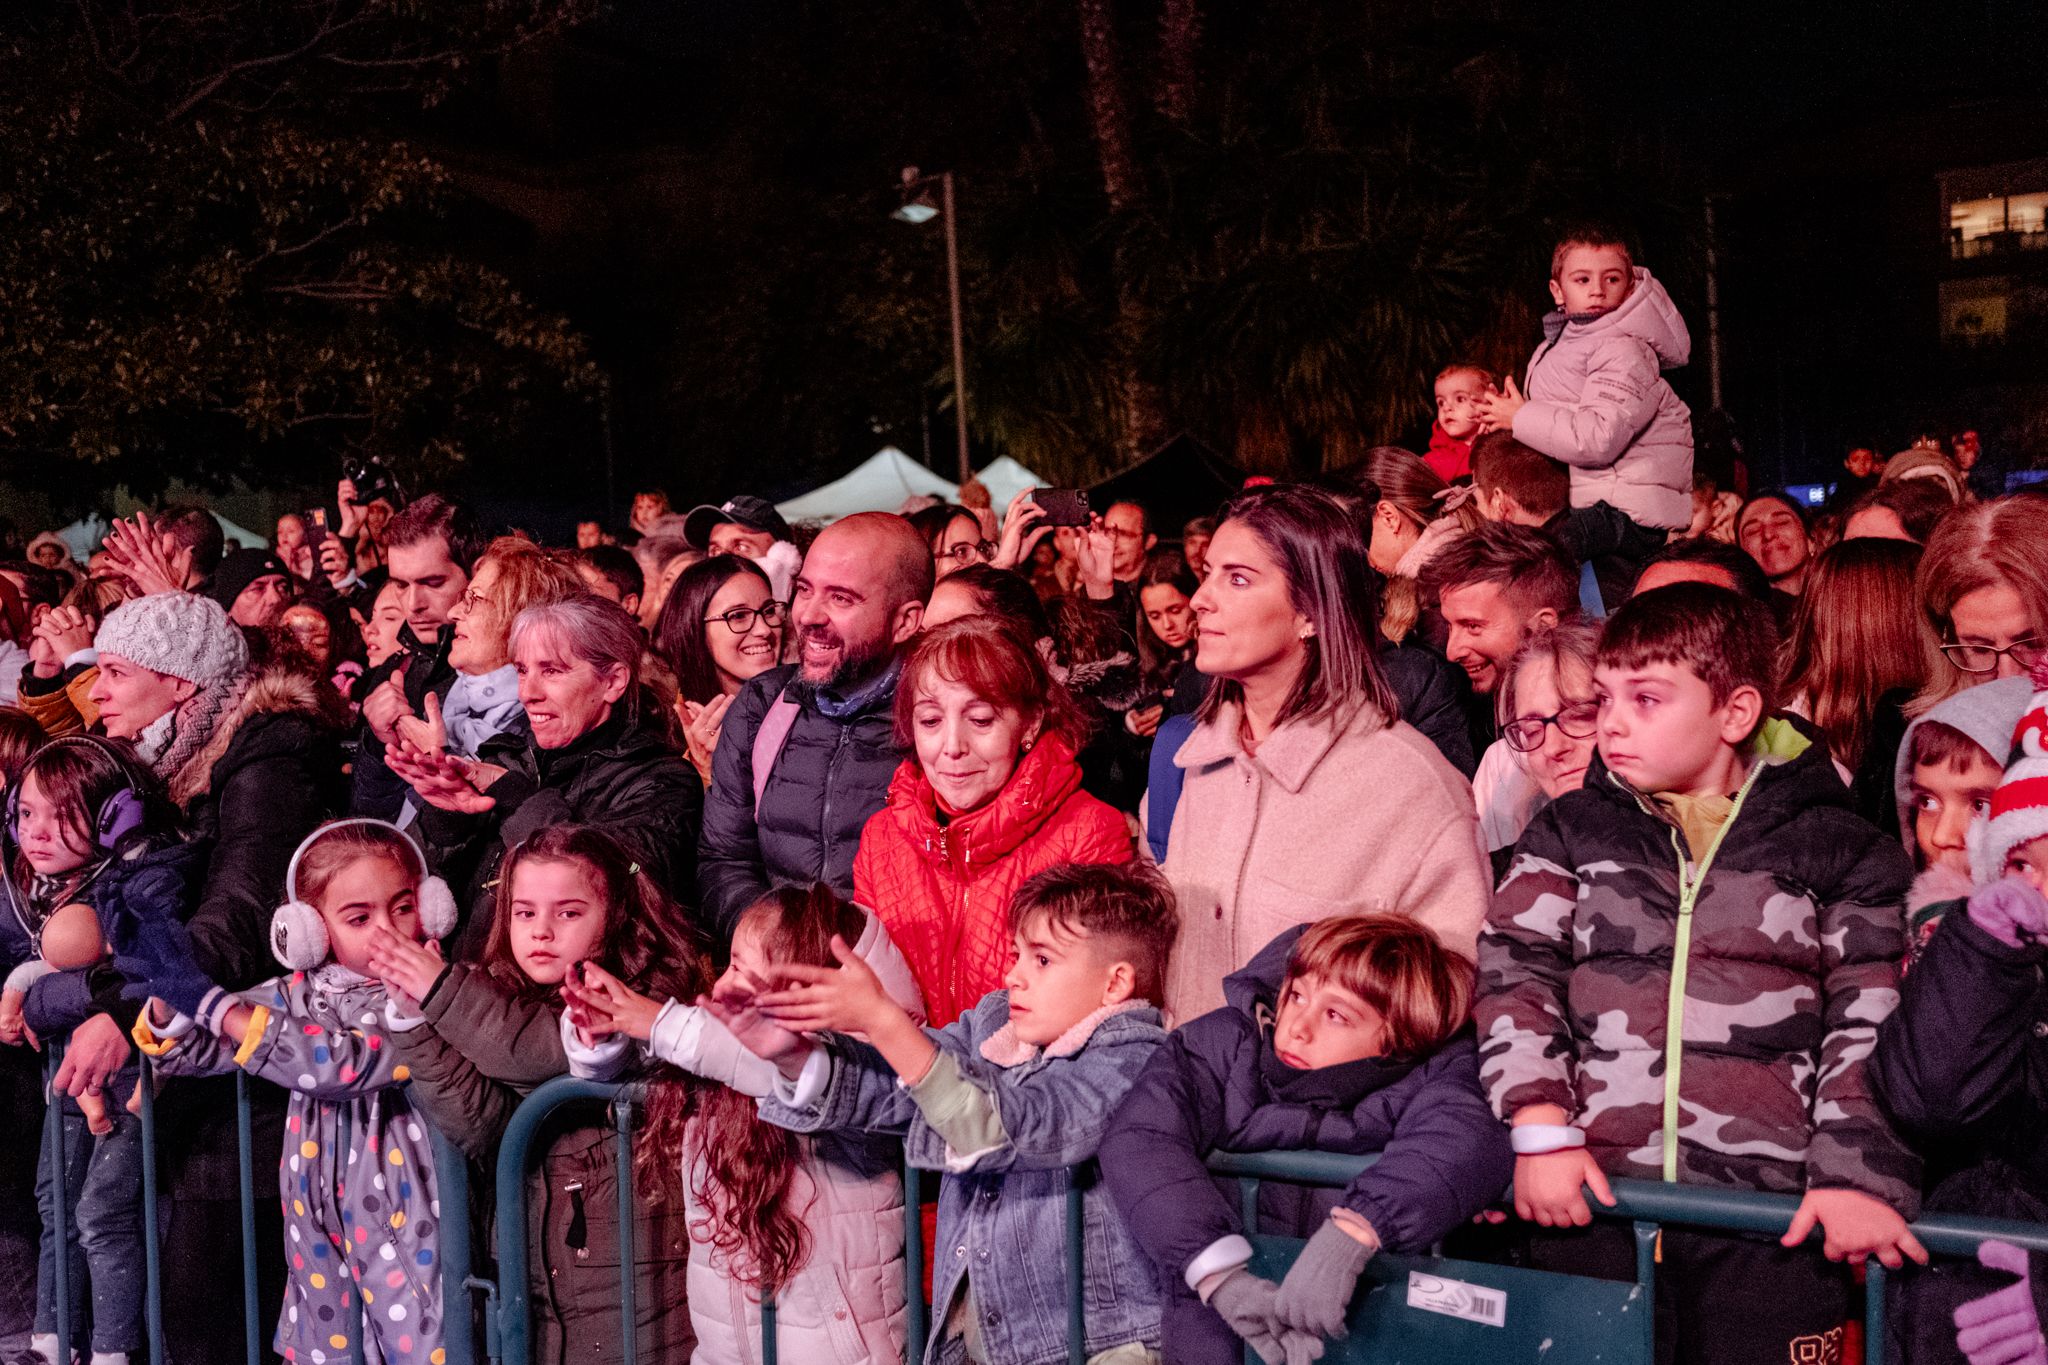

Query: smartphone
(1030, 489), (1092, 527)
(303, 510), (333, 547)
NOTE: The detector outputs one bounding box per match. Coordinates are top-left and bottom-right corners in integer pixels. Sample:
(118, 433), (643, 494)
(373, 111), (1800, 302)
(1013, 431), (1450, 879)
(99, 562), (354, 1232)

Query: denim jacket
(760, 990), (1166, 1365)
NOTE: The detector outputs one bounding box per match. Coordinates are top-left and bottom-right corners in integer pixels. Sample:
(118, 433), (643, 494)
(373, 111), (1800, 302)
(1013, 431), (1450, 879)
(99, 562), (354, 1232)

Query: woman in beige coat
(1148, 485), (1490, 1022)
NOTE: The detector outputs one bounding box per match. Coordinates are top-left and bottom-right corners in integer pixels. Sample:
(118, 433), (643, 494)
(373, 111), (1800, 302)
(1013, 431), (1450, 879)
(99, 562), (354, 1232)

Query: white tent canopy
(775, 447), (958, 524)
(55, 511), (264, 562)
(971, 456), (1047, 511)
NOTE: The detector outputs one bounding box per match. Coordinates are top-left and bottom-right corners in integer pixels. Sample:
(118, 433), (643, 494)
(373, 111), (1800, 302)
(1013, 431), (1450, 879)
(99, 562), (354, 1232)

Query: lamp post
(894, 167), (971, 485)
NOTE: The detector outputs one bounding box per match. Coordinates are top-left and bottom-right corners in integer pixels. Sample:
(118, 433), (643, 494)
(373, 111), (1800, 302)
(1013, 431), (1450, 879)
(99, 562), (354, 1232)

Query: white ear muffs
(418, 875), (459, 942)
(271, 900), (331, 971)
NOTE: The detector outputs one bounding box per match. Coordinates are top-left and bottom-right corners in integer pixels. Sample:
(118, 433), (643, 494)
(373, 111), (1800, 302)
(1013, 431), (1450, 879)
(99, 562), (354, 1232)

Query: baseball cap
(682, 496), (794, 552)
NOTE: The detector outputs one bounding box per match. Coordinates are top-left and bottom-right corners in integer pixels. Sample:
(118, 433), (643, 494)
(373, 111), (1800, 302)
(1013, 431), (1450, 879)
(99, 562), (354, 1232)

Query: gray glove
(1209, 1270), (1287, 1365)
(1282, 1332), (1327, 1365)
(1272, 1219), (1375, 1341)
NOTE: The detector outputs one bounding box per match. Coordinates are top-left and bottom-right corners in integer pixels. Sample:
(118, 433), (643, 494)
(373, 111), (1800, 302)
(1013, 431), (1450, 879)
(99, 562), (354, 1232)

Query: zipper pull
(565, 1181), (588, 1258)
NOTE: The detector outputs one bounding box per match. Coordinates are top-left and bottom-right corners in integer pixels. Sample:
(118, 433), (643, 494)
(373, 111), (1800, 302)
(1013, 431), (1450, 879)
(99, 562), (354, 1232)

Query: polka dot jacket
(136, 966), (445, 1365)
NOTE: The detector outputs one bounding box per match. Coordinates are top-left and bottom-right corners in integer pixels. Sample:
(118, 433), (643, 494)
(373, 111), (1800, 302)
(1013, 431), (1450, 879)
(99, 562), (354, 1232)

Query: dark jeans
(1526, 1220), (1855, 1365)
(34, 1094), (145, 1354)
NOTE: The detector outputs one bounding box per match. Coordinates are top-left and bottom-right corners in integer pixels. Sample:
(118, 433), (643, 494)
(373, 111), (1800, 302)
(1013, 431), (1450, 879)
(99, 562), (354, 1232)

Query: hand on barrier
(1968, 877), (2048, 952)
(1272, 1219), (1374, 1343)
(53, 1012), (131, 1099)
(109, 901), (216, 1018)
(1513, 1148), (1616, 1227)
(1208, 1269), (1290, 1365)
(1781, 1187), (1929, 1270)
(1954, 1239), (2048, 1365)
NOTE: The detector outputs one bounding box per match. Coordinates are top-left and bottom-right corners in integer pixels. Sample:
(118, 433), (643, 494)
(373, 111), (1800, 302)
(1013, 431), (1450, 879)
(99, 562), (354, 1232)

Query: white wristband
(1510, 1123), (1587, 1156)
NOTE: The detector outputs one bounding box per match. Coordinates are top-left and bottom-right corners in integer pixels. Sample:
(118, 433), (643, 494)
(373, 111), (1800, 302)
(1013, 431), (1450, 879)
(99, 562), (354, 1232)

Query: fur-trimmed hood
(168, 663), (347, 808)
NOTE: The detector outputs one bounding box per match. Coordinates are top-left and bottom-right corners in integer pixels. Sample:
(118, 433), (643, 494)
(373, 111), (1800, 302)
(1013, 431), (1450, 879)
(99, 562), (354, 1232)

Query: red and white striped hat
(1970, 662), (2048, 885)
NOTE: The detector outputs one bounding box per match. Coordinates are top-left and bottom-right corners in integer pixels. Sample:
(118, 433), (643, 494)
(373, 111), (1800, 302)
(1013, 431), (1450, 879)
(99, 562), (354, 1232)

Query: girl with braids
(366, 824), (709, 1365)
(563, 883), (923, 1365)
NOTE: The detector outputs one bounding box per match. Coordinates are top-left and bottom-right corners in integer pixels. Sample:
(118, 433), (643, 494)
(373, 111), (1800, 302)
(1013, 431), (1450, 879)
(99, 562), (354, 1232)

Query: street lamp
(893, 166), (971, 485)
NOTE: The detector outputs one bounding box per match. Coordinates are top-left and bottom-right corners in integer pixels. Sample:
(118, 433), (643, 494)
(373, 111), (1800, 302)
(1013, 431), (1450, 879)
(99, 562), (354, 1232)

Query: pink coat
(1512, 266), (1694, 531)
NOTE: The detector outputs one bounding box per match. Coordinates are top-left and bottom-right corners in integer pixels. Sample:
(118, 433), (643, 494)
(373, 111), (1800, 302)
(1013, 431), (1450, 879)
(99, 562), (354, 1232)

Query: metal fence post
(430, 1131), (476, 1365)
(1864, 1261), (1888, 1358)
(236, 1071), (261, 1365)
(1632, 1220), (1660, 1364)
(44, 1047), (73, 1365)
(903, 1162), (926, 1364)
(613, 1096), (637, 1365)
(759, 1293), (777, 1365)
(138, 1055), (164, 1365)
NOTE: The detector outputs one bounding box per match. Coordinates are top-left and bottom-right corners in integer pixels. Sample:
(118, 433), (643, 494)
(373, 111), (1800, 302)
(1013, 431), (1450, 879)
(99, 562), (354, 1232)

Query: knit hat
(95, 592), (249, 688)
(1969, 668), (2048, 885)
(208, 548), (290, 611)
(1891, 674), (2034, 854)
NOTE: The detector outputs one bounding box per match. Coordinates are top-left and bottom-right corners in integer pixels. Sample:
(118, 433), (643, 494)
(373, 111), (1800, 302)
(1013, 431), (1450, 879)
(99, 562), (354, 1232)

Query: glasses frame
(1939, 638), (2045, 674)
(938, 540), (997, 566)
(704, 601), (788, 635)
(1503, 701), (1601, 753)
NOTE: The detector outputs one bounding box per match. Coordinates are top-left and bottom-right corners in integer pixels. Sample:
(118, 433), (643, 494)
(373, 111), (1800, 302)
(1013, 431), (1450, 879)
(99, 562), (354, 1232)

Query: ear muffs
(6, 737), (148, 854)
(270, 818), (452, 971)
(418, 875), (459, 942)
(270, 900), (331, 972)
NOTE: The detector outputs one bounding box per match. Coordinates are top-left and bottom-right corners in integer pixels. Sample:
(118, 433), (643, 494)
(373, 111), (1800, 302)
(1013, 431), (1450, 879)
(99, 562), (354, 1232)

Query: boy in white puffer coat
(1479, 227), (1695, 535)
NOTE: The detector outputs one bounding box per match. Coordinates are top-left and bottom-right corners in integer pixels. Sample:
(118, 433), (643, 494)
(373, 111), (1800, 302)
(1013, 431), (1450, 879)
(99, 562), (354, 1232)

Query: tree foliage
(0, 0), (601, 503)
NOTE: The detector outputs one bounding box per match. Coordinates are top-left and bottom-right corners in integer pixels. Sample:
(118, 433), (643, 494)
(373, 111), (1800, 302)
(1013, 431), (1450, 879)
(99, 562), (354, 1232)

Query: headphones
(6, 735), (149, 856)
(270, 818), (460, 971)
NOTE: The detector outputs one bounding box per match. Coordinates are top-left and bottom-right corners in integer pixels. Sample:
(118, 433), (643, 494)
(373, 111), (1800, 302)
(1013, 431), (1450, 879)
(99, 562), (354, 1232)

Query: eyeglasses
(704, 601), (787, 635)
(1503, 701), (1600, 753)
(938, 541), (997, 567)
(1940, 638), (2045, 674)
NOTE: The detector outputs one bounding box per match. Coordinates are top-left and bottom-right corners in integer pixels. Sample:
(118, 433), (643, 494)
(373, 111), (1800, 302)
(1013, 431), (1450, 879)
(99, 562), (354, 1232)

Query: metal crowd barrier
(36, 1051), (2048, 1365)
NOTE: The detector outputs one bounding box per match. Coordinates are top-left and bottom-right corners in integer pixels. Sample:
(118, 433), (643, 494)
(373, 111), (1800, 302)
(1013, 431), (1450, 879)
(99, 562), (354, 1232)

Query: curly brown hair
(690, 884), (869, 1295)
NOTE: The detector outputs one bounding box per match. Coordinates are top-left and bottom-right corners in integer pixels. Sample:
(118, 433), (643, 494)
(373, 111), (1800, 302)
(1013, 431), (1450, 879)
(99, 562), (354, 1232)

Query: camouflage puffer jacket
(1477, 716), (1921, 1213)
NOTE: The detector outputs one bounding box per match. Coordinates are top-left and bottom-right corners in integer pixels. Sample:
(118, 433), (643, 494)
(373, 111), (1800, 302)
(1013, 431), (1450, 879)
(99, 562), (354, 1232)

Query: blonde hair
(1285, 915), (1472, 1058)
(1914, 497), (2048, 711)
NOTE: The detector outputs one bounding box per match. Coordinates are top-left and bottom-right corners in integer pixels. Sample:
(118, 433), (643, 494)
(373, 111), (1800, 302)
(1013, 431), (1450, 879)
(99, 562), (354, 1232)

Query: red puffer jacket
(854, 734), (1134, 1026)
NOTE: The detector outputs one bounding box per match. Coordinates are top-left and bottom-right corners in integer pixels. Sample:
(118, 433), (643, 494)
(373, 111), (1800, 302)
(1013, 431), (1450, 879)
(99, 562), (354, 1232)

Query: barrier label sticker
(1406, 1271), (1506, 1327)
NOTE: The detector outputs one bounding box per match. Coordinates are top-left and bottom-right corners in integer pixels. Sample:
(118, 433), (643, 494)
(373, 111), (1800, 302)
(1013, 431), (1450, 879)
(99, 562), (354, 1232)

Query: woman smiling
(852, 616), (1133, 1025)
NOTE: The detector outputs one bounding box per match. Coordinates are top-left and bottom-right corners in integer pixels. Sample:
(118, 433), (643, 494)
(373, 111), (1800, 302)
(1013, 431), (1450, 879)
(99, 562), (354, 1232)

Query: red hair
(895, 617), (1085, 748)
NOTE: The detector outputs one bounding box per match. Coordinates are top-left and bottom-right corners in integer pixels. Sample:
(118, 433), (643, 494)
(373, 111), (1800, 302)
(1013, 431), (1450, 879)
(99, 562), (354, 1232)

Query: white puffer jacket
(567, 912), (924, 1365)
(1513, 266), (1695, 531)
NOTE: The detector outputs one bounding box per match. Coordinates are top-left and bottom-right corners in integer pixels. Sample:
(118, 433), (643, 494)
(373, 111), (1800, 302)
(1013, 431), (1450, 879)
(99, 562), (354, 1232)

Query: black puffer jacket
(350, 624), (457, 820)
(419, 708), (703, 957)
(698, 662), (903, 936)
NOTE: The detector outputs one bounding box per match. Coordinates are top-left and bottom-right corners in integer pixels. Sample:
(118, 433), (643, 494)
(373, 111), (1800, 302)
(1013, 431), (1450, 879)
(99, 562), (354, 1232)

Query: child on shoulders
(1479, 582), (1923, 1365)
(1102, 915), (1511, 1365)
(717, 862), (1179, 1365)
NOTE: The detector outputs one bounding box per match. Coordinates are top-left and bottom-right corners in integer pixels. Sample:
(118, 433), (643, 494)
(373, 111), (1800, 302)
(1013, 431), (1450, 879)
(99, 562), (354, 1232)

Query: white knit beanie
(1969, 678), (2048, 885)
(95, 591), (249, 688)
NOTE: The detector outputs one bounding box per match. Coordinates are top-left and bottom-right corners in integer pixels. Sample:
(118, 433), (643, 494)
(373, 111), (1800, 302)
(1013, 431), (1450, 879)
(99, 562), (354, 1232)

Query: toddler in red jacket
(1424, 363), (1491, 482)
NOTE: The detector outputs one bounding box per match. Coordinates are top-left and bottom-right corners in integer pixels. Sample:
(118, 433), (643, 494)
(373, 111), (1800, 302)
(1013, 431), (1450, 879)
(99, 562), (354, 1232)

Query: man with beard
(697, 511), (932, 933)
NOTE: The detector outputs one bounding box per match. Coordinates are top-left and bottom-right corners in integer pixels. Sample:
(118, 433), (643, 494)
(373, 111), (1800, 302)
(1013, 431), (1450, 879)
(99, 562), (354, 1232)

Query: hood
(1539, 267), (1691, 371)
(1906, 861), (1973, 918)
(888, 732), (1087, 870)
(1583, 712), (1846, 821)
(1891, 676), (2033, 854)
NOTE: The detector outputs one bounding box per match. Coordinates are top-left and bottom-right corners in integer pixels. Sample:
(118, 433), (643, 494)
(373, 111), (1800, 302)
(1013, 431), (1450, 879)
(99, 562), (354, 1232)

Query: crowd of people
(0, 224), (2044, 1365)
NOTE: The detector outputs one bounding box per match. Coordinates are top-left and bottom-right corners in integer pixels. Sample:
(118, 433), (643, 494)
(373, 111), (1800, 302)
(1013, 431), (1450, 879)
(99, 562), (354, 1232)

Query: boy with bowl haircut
(1477, 582), (1924, 1365)
(717, 861), (1178, 1365)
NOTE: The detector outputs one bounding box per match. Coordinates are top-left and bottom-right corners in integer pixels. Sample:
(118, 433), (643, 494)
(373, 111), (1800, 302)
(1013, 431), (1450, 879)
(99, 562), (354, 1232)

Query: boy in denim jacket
(717, 862), (1177, 1365)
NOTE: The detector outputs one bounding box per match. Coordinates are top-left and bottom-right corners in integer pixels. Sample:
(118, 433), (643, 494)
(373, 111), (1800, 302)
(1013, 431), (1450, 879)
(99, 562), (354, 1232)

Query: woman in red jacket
(854, 615), (1134, 1025)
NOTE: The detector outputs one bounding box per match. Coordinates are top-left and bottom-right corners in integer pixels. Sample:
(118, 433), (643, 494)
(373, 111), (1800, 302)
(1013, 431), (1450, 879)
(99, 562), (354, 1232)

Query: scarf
(442, 664), (523, 757)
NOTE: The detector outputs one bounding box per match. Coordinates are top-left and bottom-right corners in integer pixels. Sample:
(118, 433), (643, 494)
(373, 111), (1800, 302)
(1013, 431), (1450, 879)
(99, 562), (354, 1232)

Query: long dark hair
(652, 555), (773, 707)
(483, 825), (712, 1202)
(1196, 485), (1400, 729)
(1134, 549), (1199, 689)
(9, 736), (171, 890)
(691, 884), (868, 1295)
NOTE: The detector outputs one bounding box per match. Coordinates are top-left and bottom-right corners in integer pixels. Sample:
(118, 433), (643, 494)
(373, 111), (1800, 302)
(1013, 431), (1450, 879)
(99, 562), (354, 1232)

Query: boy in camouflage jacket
(1477, 583), (1923, 1365)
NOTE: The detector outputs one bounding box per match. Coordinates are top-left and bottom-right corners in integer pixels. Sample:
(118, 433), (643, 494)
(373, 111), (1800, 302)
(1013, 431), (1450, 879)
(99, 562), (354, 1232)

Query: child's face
(1909, 752), (2001, 876)
(1594, 659), (1755, 797)
(1273, 971), (1386, 1070)
(1003, 916), (1132, 1049)
(1549, 245), (1634, 317)
(716, 917), (774, 999)
(508, 857), (609, 987)
(15, 773), (93, 877)
(1434, 372), (1488, 440)
(318, 854), (422, 977)
(2008, 835), (2048, 892)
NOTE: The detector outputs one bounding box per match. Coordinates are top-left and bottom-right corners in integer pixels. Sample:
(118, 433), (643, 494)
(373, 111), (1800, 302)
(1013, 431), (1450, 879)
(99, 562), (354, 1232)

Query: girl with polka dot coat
(136, 965), (445, 1365)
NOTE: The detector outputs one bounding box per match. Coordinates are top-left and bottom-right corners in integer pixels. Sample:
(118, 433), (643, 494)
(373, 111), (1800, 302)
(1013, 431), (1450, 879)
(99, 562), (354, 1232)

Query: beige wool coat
(1150, 697), (1490, 1023)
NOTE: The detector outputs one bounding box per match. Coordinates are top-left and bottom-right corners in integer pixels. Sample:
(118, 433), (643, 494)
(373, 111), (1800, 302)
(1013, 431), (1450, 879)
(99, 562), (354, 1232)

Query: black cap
(682, 496), (794, 552)
(209, 548), (291, 609)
